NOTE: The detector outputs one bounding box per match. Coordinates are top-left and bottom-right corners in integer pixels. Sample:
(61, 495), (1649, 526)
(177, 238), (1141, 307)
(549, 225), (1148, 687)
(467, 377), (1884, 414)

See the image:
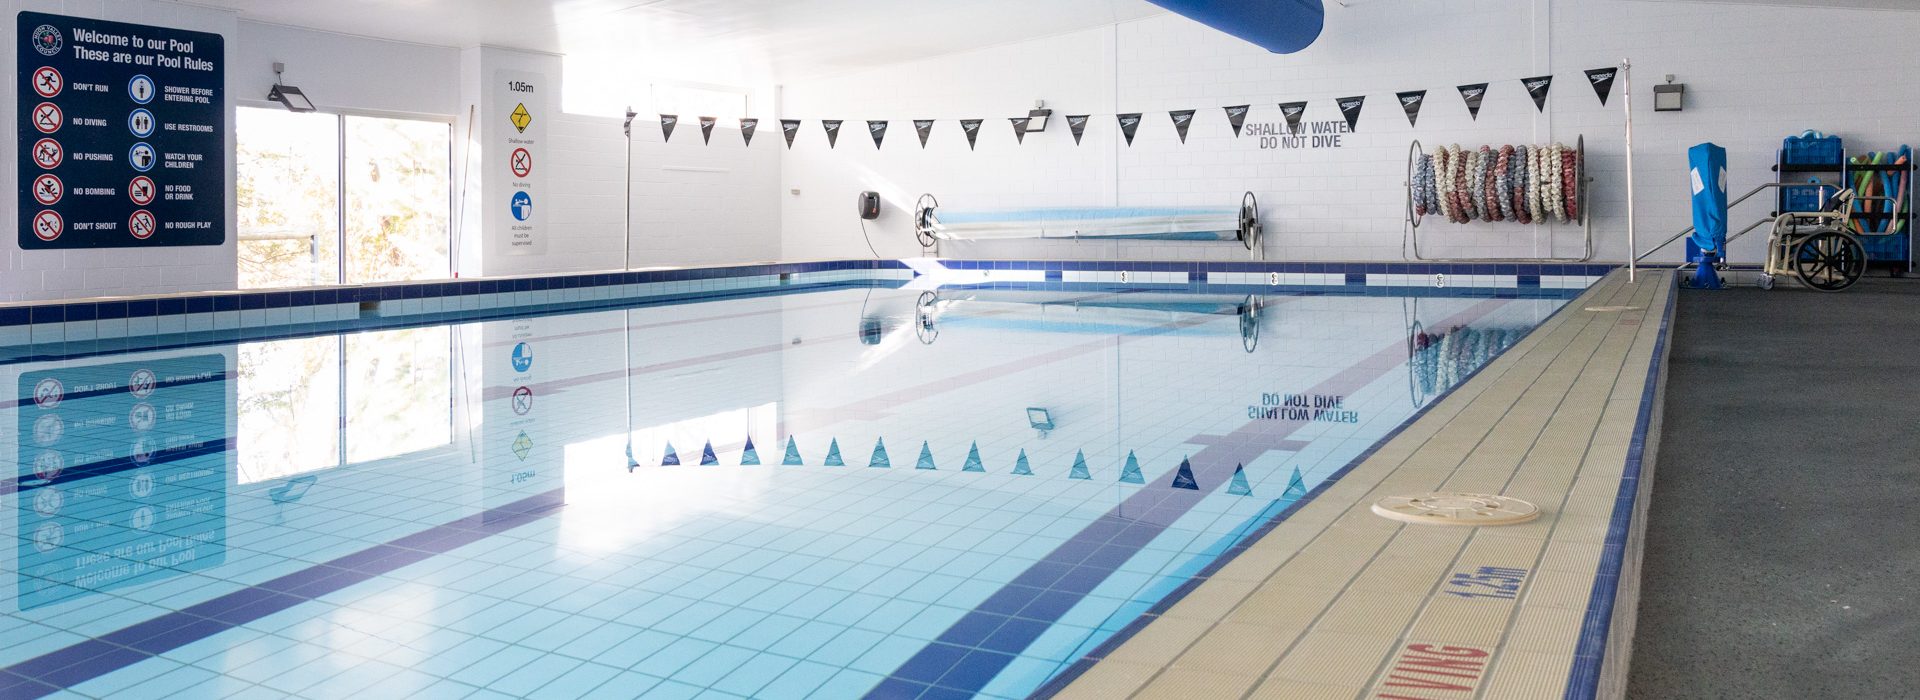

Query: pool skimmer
(1371, 492), (1541, 526)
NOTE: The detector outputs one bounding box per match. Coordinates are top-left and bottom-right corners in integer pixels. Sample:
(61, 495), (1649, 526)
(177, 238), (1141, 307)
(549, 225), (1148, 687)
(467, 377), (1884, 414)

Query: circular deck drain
(1583, 305), (1643, 313)
(1371, 492), (1540, 526)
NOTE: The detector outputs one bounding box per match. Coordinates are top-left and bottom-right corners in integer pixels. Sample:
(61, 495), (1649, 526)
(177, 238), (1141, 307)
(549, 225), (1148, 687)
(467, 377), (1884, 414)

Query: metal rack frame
(1401, 136), (1595, 263)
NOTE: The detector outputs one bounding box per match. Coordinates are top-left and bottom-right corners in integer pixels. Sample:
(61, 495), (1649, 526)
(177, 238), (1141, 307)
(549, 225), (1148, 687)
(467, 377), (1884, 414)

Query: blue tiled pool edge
(1019, 282), (1593, 700)
(1563, 272), (1679, 700)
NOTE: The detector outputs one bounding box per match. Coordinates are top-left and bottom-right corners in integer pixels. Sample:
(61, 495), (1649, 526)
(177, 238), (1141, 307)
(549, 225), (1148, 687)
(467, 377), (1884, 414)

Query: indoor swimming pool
(2, 279), (1582, 699)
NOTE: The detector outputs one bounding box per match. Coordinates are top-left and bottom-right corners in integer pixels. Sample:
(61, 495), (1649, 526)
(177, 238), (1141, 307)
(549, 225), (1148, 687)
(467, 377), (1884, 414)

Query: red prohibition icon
(32, 138), (62, 169)
(129, 176), (157, 206)
(32, 66), (62, 98)
(510, 148), (533, 178)
(32, 102), (62, 134)
(32, 174), (63, 206)
(129, 210), (157, 240)
(32, 210), (63, 242)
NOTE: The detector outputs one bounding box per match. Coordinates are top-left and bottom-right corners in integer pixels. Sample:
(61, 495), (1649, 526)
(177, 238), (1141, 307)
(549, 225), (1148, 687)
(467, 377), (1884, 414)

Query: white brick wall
(780, 0), (1920, 266)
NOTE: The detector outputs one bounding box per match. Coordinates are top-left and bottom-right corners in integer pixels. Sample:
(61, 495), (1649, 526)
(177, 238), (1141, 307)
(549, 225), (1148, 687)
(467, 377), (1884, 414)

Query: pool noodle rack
(1401, 136), (1595, 263)
(1772, 145), (1912, 274)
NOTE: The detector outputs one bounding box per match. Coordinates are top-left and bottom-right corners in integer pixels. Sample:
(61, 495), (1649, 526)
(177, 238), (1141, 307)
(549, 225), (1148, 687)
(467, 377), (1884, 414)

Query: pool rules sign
(493, 70), (545, 256)
(16, 12), (224, 249)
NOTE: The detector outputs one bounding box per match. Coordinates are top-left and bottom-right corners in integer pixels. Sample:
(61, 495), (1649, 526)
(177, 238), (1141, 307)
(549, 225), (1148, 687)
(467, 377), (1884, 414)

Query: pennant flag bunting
(1336, 96), (1366, 132)
(1117, 113), (1142, 146)
(1169, 109), (1196, 143)
(914, 119), (935, 148)
(1457, 83), (1489, 120)
(1069, 450), (1091, 480)
(1013, 449), (1033, 475)
(1523, 75), (1553, 111)
(867, 120), (888, 149)
(1011, 117), (1031, 144)
(783, 436), (803, 465)
(740, 436), (760, 465)
(822, 120), (843, 148)
(960, 119), (983, 150)
(869, 437), (890, 468)
(1278, 101), (1307, 135)
(781, 119), (801, 148)
(698, 116), (716, 144)
(824, 438), (845, 466)
(659, 114), (678, 142)
(916, 441), (937, 470)
(740, 118), (758, 146)
(1397, 90), (1426, 127)
(1284, 466), (1306, 499)
(1585, 67), (1618, 105)
(1224, 105), (1250, 137)
(1067, 114), (1089, 144)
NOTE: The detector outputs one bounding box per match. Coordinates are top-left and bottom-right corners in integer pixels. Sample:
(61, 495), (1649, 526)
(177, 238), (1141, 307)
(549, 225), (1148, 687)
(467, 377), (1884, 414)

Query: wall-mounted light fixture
(267, 62), (315, 112)
(1653, 75), (1684, 112)
(1027, 100), (1052, 132)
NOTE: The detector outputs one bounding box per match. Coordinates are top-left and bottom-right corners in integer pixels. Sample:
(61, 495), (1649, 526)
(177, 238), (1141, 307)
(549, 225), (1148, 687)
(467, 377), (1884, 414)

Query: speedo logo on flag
(1463, 88), (1484, 99)
(1526, 79), (1549, 90)
(1401, 95), (1421, 105)
(1340, 100), (1361, 110)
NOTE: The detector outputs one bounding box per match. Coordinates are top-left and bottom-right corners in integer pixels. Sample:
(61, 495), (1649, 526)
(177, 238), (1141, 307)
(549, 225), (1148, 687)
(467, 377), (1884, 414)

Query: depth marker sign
(16, 12), (225, 249)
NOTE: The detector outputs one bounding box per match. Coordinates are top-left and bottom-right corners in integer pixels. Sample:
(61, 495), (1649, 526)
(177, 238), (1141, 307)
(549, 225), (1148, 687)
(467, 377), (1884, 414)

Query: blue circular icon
(128, 142), (156, 172)
(128, 74), (155, 105)
(511, 342), (534, 372)
(128, 109), (155, 138)
(510, 191), (533, 222)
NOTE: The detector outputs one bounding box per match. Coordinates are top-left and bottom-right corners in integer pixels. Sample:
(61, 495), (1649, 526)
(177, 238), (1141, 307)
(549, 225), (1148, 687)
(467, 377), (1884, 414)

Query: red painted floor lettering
(1373, 642), (1493, 698)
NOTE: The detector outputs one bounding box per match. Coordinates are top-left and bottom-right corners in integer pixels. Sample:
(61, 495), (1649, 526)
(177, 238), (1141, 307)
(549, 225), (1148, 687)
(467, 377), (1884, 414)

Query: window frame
(235, 101), (457, 288)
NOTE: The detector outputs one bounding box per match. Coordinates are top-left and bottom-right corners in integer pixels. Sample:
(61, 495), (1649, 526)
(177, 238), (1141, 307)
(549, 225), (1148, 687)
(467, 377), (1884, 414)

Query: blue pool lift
(1686, 142), (1729, 289)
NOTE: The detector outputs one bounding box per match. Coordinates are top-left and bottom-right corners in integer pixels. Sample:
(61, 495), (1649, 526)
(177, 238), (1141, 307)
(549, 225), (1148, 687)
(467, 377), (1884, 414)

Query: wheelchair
(1758, 187), (1867, 292)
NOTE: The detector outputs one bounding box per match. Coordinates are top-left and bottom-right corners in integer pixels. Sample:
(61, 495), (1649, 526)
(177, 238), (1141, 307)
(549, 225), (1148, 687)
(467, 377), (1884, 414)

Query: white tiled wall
(779, 0), (1920, 266)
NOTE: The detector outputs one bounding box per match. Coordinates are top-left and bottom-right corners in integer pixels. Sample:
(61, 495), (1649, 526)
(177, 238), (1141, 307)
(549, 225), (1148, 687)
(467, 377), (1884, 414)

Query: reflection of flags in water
(1409, 326), (1527, 398)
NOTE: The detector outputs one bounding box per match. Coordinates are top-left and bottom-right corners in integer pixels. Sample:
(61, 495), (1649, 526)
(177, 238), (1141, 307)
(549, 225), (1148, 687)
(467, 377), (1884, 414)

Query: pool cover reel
(1411, 140), (1583, 225)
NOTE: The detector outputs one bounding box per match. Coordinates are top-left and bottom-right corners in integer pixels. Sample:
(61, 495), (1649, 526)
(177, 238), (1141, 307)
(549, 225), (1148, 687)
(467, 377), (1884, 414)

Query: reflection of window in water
(237, 327), (451, 484)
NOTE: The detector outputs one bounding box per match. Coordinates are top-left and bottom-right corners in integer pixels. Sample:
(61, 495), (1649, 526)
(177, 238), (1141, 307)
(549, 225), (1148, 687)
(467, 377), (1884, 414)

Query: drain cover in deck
(1371, 492), (1540, 526)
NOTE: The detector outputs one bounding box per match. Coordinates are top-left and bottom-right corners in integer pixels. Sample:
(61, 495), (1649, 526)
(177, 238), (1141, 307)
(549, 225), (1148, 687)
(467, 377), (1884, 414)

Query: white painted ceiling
(170, 0), (1165, 79)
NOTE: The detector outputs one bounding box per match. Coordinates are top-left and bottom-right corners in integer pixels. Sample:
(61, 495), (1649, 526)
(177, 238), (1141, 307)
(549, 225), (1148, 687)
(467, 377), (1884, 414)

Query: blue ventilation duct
(1146, 0), (1325, 54)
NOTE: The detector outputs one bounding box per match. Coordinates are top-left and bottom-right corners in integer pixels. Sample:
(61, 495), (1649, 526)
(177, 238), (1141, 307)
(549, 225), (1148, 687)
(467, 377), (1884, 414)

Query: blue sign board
(17, 12), (225, 249)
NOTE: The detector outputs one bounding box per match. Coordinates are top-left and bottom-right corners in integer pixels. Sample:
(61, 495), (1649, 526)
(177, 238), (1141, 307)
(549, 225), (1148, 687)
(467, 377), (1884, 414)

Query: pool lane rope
(1411, 138), (1583, 227)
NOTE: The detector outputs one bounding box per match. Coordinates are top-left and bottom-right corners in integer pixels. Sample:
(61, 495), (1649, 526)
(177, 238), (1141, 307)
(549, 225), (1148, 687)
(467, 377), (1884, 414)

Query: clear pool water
(3, 282), (1575, 699)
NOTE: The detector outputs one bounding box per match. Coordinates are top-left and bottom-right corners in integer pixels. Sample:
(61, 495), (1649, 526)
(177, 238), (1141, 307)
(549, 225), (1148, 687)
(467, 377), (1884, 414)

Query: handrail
(1633, 182), (1792, 262)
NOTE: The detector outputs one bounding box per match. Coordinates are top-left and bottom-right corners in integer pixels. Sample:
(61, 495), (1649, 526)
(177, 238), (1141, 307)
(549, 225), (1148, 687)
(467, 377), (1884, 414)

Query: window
(653, 84), (749, 127)
(237, 107), (451, 288)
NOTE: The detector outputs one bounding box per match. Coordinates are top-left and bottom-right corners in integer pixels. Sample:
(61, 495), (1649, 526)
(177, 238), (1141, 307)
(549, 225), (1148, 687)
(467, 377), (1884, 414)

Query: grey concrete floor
(1629, 275), (1920, 699)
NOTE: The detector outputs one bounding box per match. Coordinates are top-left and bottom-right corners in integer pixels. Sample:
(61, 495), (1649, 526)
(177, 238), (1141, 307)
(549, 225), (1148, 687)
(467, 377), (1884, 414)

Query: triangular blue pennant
(1284, 466), (1306, 499)
(916, 441), (937, 470)
(869, 438), (890, 468)
(1119, 450), (1144, 484)
(661, 442), (681, 466)
(626, 442), (639, 472)
(783, 437), (804, 466)
(1170, 457), (1199, 490)
(700, 441), (720, 466)
(824, 438), (845, 466)
(1012, 449), (1033, 475)
(963, 442), (985, 472)
(1069, 450), (1091, 480)
(1227, 464), (1252, 496)
(740, 436), (760, 466)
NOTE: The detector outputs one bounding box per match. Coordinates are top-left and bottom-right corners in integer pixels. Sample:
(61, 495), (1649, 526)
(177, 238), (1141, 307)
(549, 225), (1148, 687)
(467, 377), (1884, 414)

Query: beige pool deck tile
(1056, 271), (1672, 699)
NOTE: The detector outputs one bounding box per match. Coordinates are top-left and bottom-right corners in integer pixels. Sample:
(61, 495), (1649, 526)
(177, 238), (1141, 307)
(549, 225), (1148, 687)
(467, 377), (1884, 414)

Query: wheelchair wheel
(1791, 231), (1866, 292)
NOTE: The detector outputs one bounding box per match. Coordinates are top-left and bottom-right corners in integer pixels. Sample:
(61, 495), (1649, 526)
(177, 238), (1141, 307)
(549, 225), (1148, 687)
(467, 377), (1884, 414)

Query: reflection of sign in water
(33, 414), (63, 445)
(512, 386), (533, 415)
(512, 430), (533, 460)
(511, 342), (534, 372)
(129, 368), (157, 397)
(16, 354), (228, 609)
(33, 377), (63, 408)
